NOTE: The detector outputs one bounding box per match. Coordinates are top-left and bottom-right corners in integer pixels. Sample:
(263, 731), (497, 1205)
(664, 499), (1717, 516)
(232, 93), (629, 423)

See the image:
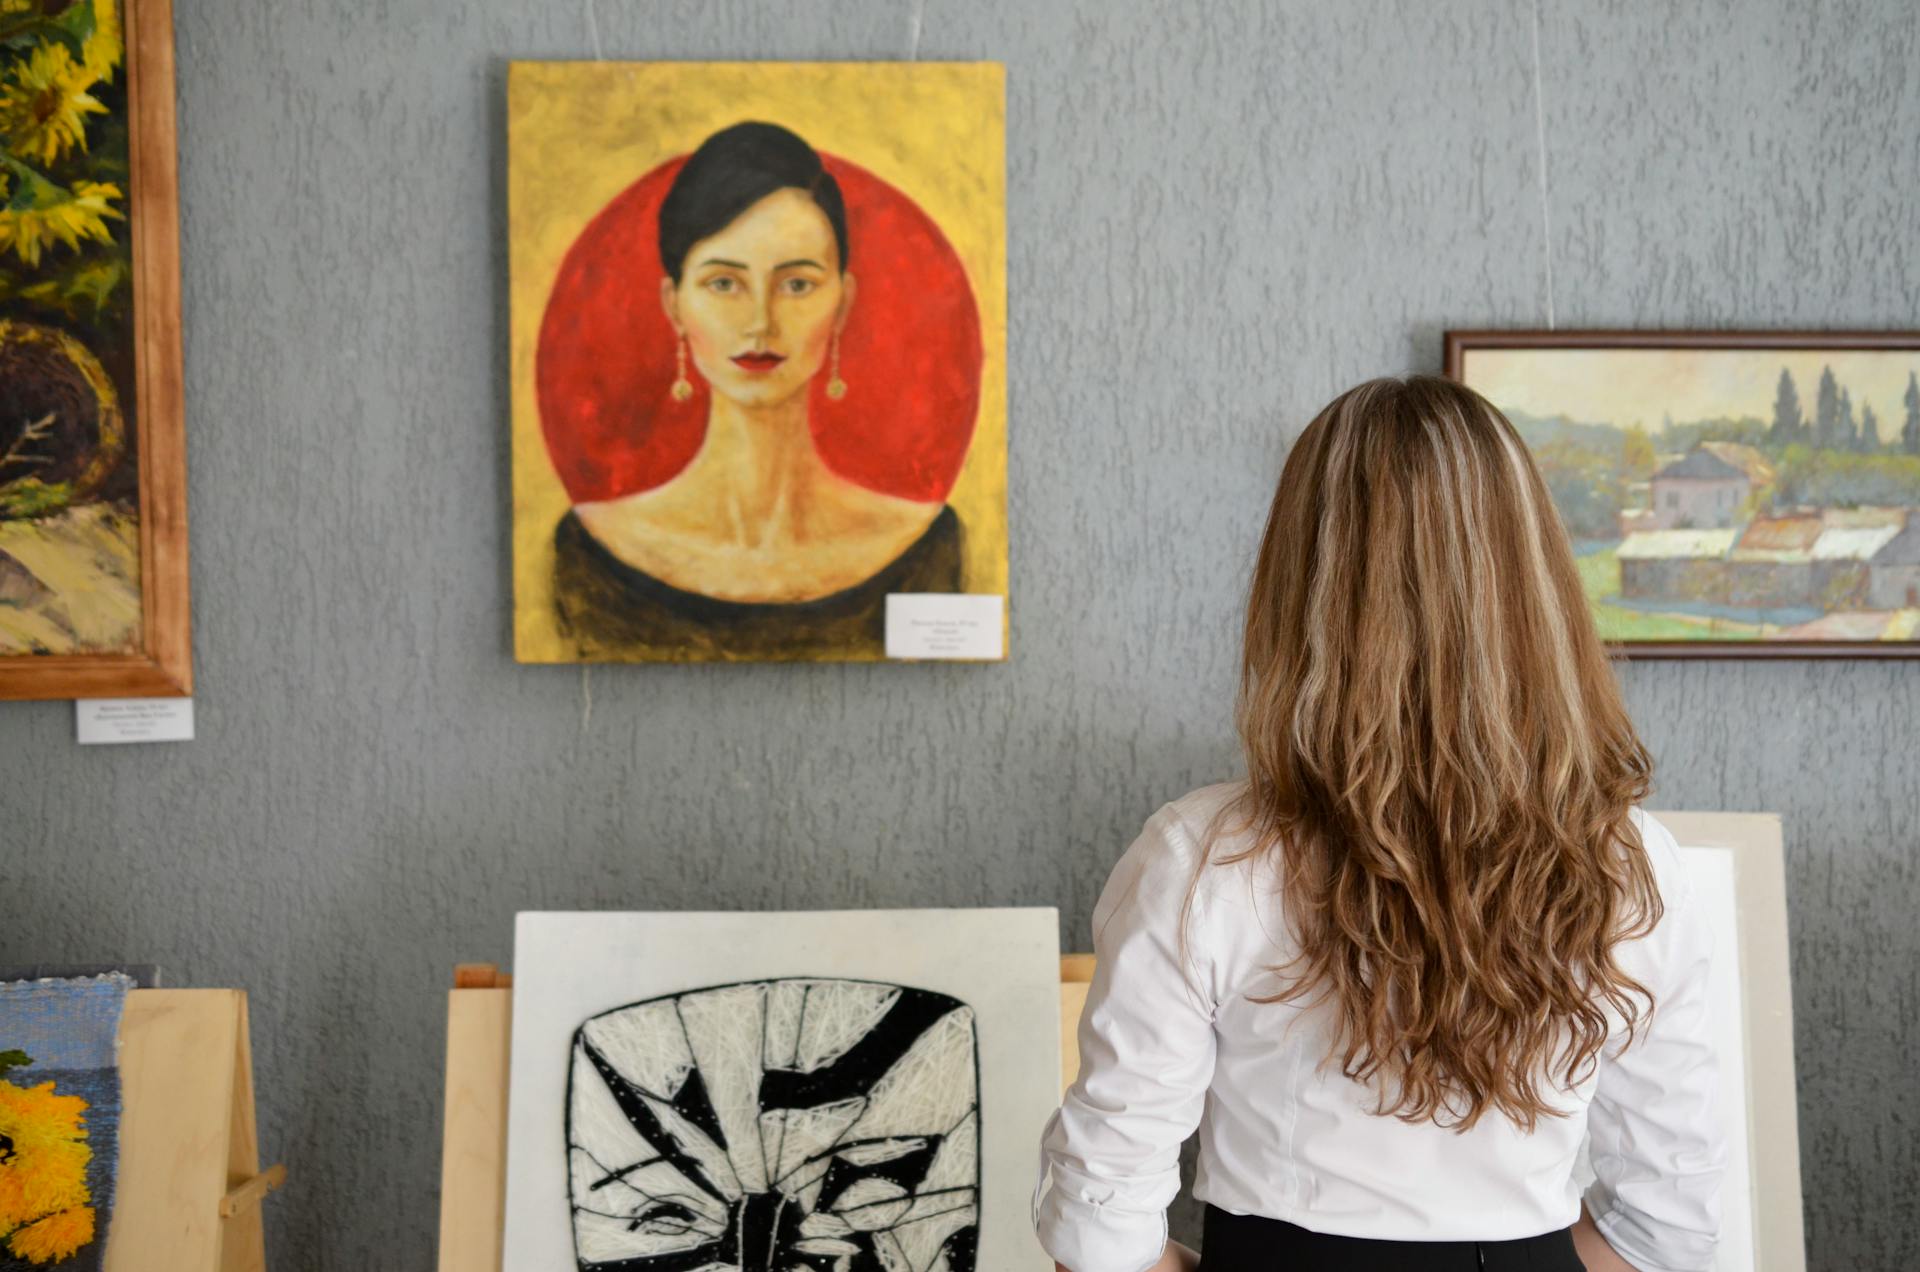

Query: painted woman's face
(664, 188), (854, 410)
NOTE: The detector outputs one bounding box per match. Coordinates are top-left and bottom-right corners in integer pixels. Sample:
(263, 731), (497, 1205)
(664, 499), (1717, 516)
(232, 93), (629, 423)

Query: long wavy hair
(1226, 375), (1659, 1132)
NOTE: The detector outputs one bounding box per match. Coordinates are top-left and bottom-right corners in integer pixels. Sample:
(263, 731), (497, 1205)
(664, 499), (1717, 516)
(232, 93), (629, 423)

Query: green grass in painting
(1591, 604), (1757, 642)
(1575, 546), (1621, 600)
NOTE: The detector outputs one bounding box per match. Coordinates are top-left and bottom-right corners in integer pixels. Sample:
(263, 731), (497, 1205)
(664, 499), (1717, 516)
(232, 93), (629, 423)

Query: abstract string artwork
(504, 909), (1059, 1271)
(566, 980), (978, 1271)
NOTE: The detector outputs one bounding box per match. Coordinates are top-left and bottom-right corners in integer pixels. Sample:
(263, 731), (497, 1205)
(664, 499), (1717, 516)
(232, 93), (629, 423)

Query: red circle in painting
(536, 155), (983, 505)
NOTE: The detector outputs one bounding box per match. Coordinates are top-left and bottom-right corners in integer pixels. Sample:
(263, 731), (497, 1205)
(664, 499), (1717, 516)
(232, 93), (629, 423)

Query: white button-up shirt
(1035, 785), (1725, 1272)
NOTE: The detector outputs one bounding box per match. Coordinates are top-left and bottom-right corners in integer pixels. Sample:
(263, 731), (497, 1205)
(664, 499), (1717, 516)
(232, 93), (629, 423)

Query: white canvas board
(503, 908), (1061, 1271)
(1573, 844), (1757, 1270)
(1682, 845), (1755, 1272)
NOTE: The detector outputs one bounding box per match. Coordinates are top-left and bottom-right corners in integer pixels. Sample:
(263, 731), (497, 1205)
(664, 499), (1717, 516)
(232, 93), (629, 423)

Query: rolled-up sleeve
(1584, 817), (1729, 1272)
(1035, 806), (1218, 1272)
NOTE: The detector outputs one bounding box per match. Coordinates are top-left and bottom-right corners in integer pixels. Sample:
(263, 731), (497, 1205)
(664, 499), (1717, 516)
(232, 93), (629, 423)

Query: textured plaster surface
(0, 0), (1914, 1266)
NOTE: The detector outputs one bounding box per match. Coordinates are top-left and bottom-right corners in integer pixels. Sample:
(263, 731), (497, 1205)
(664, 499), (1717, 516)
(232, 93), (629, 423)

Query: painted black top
(551, 505), (962, 661)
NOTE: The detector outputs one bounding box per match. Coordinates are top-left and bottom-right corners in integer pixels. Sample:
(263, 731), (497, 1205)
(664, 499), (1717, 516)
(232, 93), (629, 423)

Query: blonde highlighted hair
(1227, 375), (1659, 1132)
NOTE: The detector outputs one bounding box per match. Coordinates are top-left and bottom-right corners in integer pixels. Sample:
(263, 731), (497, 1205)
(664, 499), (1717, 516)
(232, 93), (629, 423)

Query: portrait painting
(1449, 332), (1920, 657)
(503, 910), (1061, 1271)
(509, 63), (1007, 664)
(0, 0), (187, 700)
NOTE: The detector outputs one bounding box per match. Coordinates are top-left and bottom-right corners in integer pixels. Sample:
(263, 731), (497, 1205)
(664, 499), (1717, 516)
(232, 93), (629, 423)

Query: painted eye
(782, 277), (816, 296)
(705, 276), (738, 294)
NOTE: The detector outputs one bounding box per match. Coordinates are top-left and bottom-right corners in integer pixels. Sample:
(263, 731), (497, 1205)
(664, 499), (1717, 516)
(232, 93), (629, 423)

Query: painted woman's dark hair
(657, 121), (850, 283)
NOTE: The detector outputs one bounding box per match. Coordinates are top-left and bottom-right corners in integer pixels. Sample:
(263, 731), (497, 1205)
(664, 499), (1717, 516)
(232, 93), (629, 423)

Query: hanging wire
(578, 0), (604, 735)
(585, 0), (605, 59)
(1528, 0), (1556, 330)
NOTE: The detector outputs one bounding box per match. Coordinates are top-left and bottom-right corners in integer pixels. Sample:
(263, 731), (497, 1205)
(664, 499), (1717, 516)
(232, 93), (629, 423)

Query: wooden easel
(437, 957), (1094, 1272)
(100, 990), (286, 1272)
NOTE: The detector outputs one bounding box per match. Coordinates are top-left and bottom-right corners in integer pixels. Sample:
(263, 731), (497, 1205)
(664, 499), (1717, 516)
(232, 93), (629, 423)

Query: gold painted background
(508, 61), (1008, 663)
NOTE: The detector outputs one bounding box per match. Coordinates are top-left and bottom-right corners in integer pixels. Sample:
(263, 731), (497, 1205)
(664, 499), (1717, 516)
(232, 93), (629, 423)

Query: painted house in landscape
(1867, 519), (1920, 610)
(1616, 528), (1741, 604)
(1618, 499), (1917, 619)
(1649, 450), (1750, 530)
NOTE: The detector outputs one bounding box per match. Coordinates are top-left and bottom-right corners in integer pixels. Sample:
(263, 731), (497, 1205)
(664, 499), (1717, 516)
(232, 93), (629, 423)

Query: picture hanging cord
(1528, 0), (1556, 331)
(584, 0), (604, 60)
(581, 0), (600, 730)
(907, 0), (926, 60)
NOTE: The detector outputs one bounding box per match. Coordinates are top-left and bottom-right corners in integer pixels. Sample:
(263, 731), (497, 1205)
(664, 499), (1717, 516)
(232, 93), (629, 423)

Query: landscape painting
(1449, 332), (1920, 657)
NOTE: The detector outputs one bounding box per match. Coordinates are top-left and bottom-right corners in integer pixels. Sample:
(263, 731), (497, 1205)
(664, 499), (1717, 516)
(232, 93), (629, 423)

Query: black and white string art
(566, 979), (980, 1272)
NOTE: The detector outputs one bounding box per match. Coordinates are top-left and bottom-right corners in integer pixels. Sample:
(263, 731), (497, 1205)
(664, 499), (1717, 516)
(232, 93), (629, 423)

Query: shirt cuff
(1586, 1193), (1717, 1272)
(1033, 1181), (1167, 1272)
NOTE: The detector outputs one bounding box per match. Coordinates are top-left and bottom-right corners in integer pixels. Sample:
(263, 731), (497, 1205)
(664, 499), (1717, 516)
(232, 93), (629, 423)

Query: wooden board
(438, 960), (1089, 1272)
(104, 990), (269, 1271)
(437, 987), (513, 1272)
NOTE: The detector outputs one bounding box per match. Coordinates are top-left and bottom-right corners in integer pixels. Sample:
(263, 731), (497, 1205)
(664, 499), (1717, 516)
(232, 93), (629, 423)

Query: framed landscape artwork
(509, 62), (1008, 664)
(0, 0), (187, 699)
(1448, 331), (1920, 658)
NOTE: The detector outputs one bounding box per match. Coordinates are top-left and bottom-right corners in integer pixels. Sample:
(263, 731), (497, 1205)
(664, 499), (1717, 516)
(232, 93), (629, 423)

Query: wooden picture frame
(1443, 330), (1920, 657)
(0, 0), (189, 700)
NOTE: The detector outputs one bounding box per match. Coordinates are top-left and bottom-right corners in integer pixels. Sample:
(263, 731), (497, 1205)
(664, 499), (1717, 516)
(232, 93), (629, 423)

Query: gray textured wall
(0, 0), (1914, 1267)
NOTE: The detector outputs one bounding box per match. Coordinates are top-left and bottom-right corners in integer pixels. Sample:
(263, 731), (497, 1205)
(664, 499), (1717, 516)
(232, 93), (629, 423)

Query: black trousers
(1198, 1206), (1584, 1271)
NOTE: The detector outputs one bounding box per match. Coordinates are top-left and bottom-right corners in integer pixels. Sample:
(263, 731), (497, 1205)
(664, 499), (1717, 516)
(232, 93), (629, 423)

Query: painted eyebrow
(696, 258), (749, 270)
(774, 259), (826, 271)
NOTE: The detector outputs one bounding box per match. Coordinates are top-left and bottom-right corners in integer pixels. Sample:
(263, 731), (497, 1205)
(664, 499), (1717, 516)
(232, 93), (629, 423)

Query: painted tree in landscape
(1769, 368), (1804, 446)
(1814, 365), (1840, 450)
(1860, 402), (1880, 453)
(1905, 371), (1920, 456)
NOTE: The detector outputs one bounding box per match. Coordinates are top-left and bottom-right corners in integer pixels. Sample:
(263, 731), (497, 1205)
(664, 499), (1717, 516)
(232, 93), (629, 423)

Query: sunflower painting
(0, 0), (141, 663)
(0, 976), (129, 1271)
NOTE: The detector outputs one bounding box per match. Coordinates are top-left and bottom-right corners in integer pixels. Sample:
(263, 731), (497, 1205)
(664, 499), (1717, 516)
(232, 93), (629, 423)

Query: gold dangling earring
(826, 332), (848, 401)
(670, 336), (694, 402)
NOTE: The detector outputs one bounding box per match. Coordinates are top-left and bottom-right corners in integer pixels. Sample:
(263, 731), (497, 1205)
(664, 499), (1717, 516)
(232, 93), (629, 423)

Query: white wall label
(76, 697), (195, 745)
(885, 593), (1004, 660)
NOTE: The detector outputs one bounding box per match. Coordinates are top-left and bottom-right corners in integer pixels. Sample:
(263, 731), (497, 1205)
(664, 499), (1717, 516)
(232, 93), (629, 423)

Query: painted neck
(695, 391), (828, 547)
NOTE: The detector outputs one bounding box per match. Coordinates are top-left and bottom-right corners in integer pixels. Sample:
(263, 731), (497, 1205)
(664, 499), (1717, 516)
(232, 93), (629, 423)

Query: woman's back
(1048, 784), (1717, 1247)
(1035, 378), (1726, 1272)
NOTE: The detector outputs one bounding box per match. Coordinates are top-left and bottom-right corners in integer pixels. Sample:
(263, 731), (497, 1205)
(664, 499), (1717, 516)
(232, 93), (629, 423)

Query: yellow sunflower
(7, 1206), (95, 1265)
(0, 42), (106, 167)
(0, 1073), (95, 1265)
(0, 177), (122, 267)
(84, 0), (123, 82)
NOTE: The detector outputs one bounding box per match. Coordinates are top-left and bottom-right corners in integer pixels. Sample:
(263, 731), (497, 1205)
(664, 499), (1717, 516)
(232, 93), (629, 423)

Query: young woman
(554, 121), (962, 660)
(1035, 377), (1725, 1272)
